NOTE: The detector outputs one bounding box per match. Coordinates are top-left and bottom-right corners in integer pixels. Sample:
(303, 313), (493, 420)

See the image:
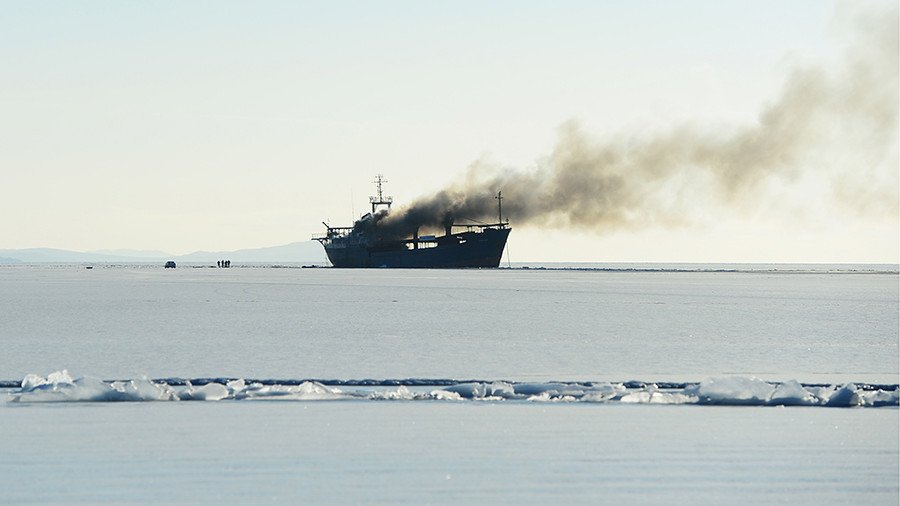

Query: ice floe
(6, 371), (898, 407)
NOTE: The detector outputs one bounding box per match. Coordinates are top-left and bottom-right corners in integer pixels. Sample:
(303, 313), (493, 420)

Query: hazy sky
(1, 1), (897, 262)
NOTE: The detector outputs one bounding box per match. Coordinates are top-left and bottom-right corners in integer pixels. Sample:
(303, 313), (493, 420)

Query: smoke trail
(374, 2), (898, 239)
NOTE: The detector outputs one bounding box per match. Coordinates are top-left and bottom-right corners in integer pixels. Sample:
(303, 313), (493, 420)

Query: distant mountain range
(0, 241), (328, 264)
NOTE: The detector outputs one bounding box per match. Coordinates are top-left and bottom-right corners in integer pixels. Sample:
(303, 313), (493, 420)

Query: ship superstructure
(314, 175), (510, 268)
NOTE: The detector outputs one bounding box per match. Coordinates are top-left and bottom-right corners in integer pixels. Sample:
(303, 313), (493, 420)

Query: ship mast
(369, 174), (393, 213)
(495, 190), (503, 225)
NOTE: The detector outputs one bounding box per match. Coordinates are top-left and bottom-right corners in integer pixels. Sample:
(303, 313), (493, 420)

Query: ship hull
(325, 228), (510, 268)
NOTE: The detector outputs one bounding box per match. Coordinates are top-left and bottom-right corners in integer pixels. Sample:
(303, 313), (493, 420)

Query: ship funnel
(442, 214), (454, 237)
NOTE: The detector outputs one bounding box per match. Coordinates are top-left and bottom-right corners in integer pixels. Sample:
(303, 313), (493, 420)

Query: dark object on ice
(313, 175), (511, 268)
(164, 261), (177, 269)
(85, 266), (93, 270)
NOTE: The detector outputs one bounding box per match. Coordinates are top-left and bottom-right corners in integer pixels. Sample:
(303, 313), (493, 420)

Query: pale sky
(1, 1), (897, 262)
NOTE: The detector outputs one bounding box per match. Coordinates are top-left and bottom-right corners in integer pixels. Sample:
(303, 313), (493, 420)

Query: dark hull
(325, 228), (510, 268)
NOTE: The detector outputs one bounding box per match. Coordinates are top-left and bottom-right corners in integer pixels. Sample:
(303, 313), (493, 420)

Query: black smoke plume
(368, 3), (898, 240)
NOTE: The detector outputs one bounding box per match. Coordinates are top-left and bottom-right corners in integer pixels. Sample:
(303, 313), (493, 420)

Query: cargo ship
(314, 176), (510, 268)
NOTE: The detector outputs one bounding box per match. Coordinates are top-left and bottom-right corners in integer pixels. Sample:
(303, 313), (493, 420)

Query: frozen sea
(1, 263), (898, 504)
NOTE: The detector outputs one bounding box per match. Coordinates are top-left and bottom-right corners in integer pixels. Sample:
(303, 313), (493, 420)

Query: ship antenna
(370, 174), (393, 213)
(375, 174), (385, 202)
(495, 190), (503, 226)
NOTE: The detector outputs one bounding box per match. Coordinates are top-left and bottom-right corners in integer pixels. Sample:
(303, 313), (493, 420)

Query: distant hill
(0, 241), (328, 264)
(176, 241), (327, 263)
(88, 249), (171, 259)
(0, 248), (161, 263)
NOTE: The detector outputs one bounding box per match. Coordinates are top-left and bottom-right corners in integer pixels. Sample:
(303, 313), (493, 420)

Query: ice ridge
(5, 371), (898, 407)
